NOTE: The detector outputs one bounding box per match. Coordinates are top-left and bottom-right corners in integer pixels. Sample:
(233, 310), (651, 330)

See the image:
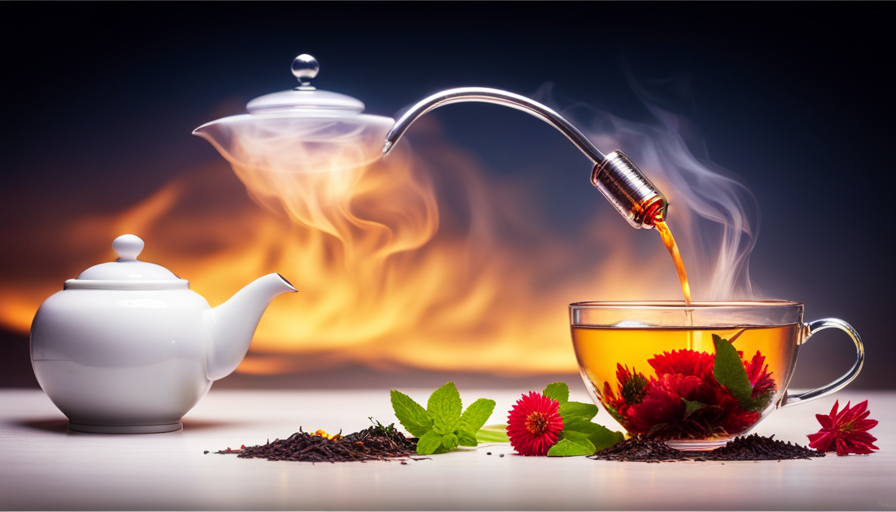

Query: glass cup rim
(569, 299), (802, 310)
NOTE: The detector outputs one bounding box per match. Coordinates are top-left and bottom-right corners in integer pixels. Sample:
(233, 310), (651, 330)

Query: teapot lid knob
(291, 54), (319, 90)
(112, 234), (144, 261)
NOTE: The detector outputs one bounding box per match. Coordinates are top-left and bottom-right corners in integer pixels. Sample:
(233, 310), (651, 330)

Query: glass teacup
(570, 301), (864, 450)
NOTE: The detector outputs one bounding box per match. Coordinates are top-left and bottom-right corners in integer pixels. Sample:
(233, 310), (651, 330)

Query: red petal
(835, 437), (849, 456)
(834, 401), (851, 424)
(815, 414), (833, 429)
(807, 431), (834, 451)
(852, 419), (878, 431)
(848, 431), (879, 445)
(829, 400), (840, 418)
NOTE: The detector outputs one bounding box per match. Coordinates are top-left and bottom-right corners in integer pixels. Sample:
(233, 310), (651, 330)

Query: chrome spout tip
(382, 139), (394, 157)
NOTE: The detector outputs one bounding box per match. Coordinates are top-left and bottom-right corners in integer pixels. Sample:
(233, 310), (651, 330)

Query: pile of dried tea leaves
(213, 423), (422, 463)
(589, 434), (824, 463)
(587, 438), (692, 463)
(701, 434), (825, 461)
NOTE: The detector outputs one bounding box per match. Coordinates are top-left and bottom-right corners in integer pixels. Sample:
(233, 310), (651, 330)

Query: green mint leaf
(543, 382), (569, 403)
(457, 430), (478, 447)
(712, 335), (754, 407)
(588, 425), (625, 451)
(558, 401), (598, 421)
(415, 431), (442, 455)
(427, 382), (462, 435)
(562, 417), (624, 451)
(681, 397), (706, 419)
(475, 424), (510, 443)
(547, 435), (596, 457)
(390, 389), (433, 438)
(440, 432), (459, 451)
(459, 398), (496, 434)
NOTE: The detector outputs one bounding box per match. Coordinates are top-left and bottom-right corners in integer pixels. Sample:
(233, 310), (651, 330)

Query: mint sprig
(712, 334), (766, 412)
(391, 382), (496, 455)
(544, 382), (624, 457)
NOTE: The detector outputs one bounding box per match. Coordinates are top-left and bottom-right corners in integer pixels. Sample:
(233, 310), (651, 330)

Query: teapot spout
(205, 273), (297, 381)
(192, 121), (241, 168)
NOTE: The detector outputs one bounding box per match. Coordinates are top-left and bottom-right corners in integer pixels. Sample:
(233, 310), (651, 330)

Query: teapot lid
(192, 53), (394, 174)
(244, 54), (366, 118)
(66, 235), (187, 290)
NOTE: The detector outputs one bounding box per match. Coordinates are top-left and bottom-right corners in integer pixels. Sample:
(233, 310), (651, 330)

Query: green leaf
(543, 382), (569, 403)
(588, 425), (625, 451)
(712, 334), (754, 407)
(427, 382), (462, 435)
(547, 436), (596, 457)
(390, 389), (433, 438)
(459, 398), (496, 434)
(457, 430), (478, 447)
(475, 424), (510, 443)
(562, 417), (624, 451)
(558, 401), (598, 421)
(440, 432), (459, 451)
(562, 417), (602, 435)
(681, 397), (706, 419)
(415, 431), (442, 455)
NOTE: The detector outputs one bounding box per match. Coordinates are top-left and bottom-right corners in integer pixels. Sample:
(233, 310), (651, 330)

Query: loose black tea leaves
(703, 434), (825, 461)
(587, 438), (692, 463)
(213, 422), (423, 463)
(589, 434), (825, 463)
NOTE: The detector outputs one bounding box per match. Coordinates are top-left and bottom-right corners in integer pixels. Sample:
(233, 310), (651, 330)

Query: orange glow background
(0, 117), (683, 379)
(1, 2), (890, 389)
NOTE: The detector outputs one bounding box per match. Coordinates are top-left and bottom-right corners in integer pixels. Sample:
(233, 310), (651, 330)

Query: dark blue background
(2, 2), (893, 388)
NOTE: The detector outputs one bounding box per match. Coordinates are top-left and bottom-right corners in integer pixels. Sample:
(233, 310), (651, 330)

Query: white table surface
(1, 388), (894, 510)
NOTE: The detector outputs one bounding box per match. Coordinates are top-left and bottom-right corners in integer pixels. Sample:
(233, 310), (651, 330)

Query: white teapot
(30, 234), (296, 433)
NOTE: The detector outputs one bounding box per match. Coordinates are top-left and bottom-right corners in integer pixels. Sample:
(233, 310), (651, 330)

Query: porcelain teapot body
(30, 235), (296, 433)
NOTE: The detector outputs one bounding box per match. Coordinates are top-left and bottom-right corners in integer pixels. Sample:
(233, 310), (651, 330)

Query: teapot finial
(112, 234), (144, 262)
(292, 54), (319, 90)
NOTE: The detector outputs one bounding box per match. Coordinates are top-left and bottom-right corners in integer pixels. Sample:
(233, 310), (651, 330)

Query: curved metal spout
(381, 87), (667, 229)
(383, 87), (606, 165)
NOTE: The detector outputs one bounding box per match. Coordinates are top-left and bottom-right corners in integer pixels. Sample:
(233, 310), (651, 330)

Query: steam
(536, 85), (762, 301)
(194, 114), (440, 264)
(0, 88), (764, 375)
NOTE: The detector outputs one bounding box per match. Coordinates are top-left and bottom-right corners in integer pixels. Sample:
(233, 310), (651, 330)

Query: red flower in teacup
(600, 335), (777, 441)
(808, 400), (879, 456)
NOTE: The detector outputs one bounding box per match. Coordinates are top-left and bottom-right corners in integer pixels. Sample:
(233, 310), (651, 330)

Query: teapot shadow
(16, 417), (238, 434)
(16, 418), (69, 434)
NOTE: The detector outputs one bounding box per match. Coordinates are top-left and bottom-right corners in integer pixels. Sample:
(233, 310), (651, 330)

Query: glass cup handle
(783, 318), (865, 408)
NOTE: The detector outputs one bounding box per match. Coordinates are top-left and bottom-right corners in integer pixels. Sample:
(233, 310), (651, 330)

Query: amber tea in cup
(570, 301), (863, 450)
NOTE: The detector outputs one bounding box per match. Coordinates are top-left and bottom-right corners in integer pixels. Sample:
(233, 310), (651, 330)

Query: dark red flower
(606, 346), (776, 441)
(625, 373), (707, 439)
(744, 351), (775, 398)
(648, 349), (715, 381)
(808, 400), (879, 456)
(506, 391), (564, 456)
(616, 364), (649, 405)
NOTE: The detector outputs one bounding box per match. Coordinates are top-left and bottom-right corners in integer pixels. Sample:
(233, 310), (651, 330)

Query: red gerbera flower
(807, 400), (879, 456)
(506, 391), (564, 456)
